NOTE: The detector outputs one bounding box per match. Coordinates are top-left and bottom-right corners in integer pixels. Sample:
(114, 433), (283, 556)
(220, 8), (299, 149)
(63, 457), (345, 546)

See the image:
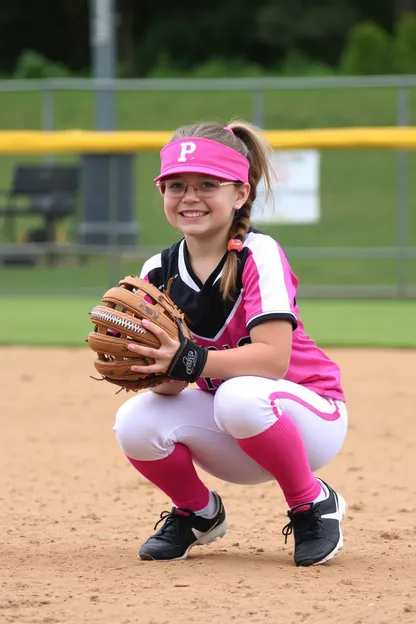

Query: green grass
(1, 252), (415, 295)
(2, 297), (415, 348)
(0, 87), (416, 293)
(1, 87), (415, 132)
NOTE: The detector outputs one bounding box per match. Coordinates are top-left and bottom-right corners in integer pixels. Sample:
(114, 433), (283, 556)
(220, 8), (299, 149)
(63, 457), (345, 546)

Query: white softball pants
(114, 376), (348, 485)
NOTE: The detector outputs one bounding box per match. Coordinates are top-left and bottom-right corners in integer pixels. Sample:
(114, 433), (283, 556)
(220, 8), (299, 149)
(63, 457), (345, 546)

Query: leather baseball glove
(87, 275), (207, 392)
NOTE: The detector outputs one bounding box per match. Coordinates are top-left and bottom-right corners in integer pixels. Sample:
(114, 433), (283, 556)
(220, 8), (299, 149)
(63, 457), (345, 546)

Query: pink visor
(154, 137), (250, 183)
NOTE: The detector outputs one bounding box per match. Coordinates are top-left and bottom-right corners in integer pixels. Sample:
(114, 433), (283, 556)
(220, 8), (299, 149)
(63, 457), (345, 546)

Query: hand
(128, 319), (180, 375)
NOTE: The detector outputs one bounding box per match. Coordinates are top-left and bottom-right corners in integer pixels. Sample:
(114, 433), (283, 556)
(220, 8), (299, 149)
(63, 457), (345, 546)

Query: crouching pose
(114, 120), (348, 566)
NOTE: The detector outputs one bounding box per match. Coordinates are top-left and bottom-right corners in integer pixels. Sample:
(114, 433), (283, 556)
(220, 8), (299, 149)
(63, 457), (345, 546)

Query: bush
(13, 50), (70, 79)
(278, 51), (336, 77)
(339, 21), (393, 75)
(148, 55), (265, 79)
(147, 53), (181, 78)
(190, 57), (264, 78)
(394, 12), (416, 74)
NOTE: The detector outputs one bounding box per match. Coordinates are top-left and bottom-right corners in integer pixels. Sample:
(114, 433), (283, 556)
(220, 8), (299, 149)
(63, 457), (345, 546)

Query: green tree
(255, 0), (358, 67)
(394, 12), (416, 72)
(340, 21), (394, 74)
(0, 0), (407, 77)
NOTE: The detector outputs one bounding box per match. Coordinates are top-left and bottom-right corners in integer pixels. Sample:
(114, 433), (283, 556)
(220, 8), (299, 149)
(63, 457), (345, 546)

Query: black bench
(0, 164), (80, 246)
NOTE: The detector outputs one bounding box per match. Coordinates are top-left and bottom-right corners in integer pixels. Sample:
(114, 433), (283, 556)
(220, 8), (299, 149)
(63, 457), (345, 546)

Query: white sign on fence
(251, 150), (321, 225)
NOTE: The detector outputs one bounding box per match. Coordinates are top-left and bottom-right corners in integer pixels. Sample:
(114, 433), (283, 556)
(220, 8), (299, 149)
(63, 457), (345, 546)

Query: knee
(214, 377), (277, 439)
(113, 393), (165, 461)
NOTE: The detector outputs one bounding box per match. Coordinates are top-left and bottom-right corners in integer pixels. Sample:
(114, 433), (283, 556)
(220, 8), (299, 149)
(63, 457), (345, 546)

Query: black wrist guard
(167, 325), (208, 383)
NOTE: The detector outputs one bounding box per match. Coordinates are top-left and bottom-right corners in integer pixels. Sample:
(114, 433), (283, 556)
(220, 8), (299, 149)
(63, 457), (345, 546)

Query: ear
(234, 183), (250, 209)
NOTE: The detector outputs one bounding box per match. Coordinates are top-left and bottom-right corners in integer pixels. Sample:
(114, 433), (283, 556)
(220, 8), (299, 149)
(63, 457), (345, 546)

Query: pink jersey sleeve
(242, 233), (298, 331)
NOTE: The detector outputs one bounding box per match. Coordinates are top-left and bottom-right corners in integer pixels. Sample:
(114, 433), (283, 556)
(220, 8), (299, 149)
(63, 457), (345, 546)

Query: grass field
(0, 86), (415, 292)
(1, 251), (416, 295)
(2, 297), (416, 348)
(1, 87), (416, 131)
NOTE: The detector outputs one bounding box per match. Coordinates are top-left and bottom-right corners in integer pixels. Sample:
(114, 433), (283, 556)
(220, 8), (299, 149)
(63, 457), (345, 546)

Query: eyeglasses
(157, 179), (239, 198)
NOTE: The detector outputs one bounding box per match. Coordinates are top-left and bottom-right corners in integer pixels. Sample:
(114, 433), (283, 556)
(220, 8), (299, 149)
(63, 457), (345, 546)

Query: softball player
(114, 121), (348, 566)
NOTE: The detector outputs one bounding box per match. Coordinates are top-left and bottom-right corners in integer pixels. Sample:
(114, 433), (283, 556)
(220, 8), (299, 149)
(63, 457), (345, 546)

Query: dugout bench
(0, 164), (80, 265)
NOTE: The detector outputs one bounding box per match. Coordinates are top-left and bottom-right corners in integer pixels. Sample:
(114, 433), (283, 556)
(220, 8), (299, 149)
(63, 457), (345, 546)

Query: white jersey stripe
(139, 253), (162, 279)
(178, 240), (200, 291)
(243, 232), (295, 326)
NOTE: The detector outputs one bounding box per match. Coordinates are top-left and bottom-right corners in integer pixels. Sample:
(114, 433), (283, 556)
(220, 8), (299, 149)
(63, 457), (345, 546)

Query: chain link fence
(0, 76), (415, 297)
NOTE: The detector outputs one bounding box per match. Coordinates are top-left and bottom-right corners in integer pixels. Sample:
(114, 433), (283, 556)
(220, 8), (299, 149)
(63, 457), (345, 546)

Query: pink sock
(126, 443), (209, 511)
(237, 415), (321, 509)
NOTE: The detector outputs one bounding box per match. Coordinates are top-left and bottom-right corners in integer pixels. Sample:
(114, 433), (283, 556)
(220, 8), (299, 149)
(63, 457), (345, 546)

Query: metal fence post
(41, 87), (55, 164)
(108, 155), (120, 287)
(252, 90), (264, 128)
(41, 87), (55, 131)
(396, 87), (409, 297)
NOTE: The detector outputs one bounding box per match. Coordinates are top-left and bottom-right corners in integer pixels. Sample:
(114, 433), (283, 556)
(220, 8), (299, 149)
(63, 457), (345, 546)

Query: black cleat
(282, 479), (347, 566)
(139, 492), (227, 561)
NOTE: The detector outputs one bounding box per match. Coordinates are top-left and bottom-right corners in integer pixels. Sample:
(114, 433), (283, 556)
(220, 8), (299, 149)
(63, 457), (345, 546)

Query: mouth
(178, 210), (209, 219)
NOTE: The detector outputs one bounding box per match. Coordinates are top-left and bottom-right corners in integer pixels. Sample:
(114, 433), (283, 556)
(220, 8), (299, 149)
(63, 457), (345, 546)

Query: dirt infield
(2, 347), (416, 624)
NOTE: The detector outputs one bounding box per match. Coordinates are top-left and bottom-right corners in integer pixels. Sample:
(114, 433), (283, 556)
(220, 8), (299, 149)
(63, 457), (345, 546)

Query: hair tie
(224, 125), (234, 135)
(227, 239), (243, 253)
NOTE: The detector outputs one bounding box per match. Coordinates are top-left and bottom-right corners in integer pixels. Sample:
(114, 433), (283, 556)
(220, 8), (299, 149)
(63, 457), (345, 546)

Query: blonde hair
(170, 120), (273, 300)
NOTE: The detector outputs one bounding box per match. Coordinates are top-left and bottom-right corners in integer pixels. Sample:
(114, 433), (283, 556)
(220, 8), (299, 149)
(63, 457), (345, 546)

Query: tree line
(1, 0), (416, 78)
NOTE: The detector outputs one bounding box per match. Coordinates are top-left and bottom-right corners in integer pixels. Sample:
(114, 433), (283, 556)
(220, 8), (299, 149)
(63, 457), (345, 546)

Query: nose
(182, 184), (199, 202)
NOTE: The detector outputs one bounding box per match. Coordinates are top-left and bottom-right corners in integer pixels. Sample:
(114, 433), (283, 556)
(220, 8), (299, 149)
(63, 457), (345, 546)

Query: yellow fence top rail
(0, 127), (415, 153)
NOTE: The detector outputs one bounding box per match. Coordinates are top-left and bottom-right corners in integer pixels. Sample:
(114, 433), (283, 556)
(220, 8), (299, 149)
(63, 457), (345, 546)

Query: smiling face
(159, 173), (250, 243)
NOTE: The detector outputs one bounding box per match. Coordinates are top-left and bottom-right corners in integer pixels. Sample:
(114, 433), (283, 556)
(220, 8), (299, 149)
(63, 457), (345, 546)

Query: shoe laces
(282, 503), (323, 544)
(153, 507), (194, 535)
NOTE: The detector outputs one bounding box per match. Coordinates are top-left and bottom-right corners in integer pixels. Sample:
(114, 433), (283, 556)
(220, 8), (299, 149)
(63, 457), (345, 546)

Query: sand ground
(1, 347), (416, 624)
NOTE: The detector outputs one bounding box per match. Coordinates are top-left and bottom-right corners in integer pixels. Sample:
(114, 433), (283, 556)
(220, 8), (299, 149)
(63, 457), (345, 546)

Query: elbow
(250, 320), (293, 380)
(271, 362), (289, 380)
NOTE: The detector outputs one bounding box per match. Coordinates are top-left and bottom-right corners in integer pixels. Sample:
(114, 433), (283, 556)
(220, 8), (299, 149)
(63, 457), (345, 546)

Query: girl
(114, 120), (348, 566)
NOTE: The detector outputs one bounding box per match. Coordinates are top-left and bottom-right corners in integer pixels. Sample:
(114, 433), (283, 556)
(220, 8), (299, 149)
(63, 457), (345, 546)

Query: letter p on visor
(178, 142), (197, 162)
